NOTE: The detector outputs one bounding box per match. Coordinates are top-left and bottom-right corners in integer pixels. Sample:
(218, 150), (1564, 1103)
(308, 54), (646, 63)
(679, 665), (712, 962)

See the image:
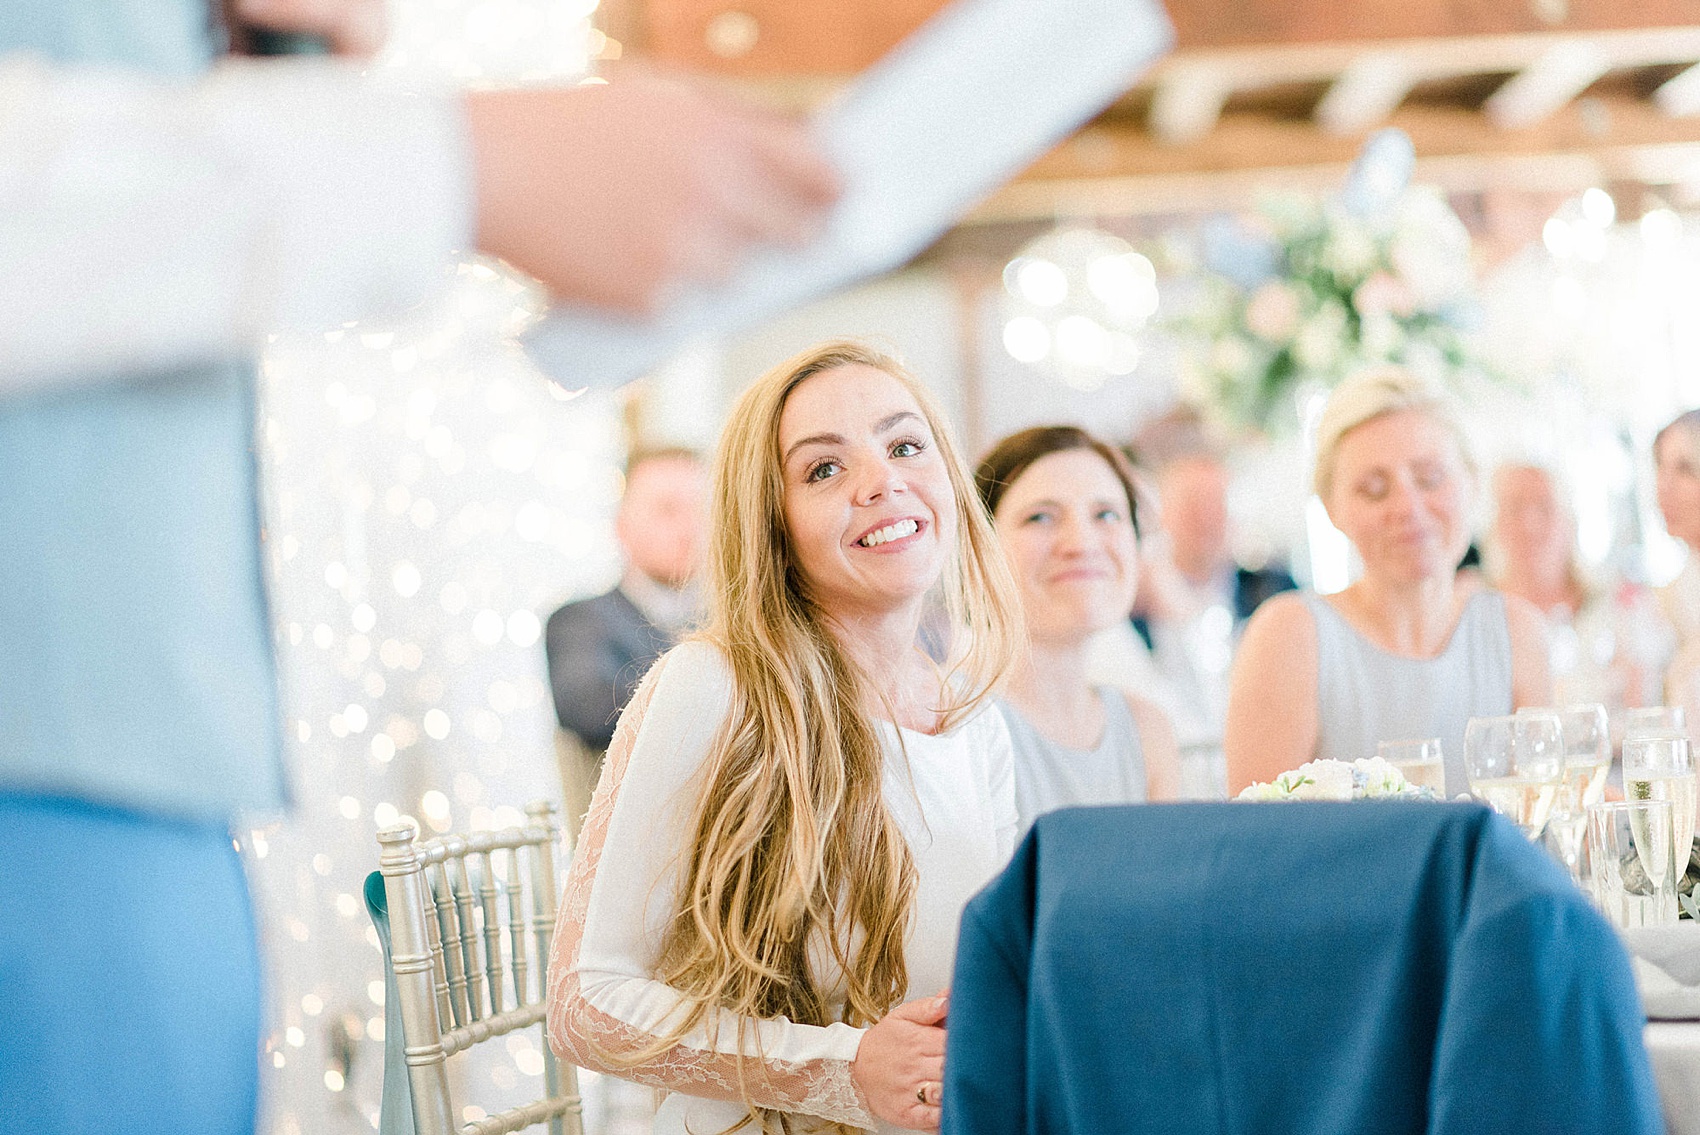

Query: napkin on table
(1623, 924), (1700, 1020)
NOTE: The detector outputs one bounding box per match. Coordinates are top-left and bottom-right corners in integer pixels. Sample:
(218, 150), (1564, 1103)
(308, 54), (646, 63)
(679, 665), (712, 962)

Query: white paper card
(522, 0), (1174, 389)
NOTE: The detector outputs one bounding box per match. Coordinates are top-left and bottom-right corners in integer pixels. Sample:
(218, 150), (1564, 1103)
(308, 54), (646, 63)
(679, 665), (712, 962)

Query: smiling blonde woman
(547, 341), (1022, 1135)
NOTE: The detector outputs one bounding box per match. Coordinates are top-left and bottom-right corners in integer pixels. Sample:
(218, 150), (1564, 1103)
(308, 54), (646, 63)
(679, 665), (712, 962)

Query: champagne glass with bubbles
(1465, 713), (1565, 840)
(1622, 733), (1697, 888)
(1519, 704), (1609, 879)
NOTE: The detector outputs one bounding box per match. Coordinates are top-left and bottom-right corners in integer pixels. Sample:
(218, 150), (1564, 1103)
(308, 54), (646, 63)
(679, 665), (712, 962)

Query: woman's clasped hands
(851, 992), (949, 1132)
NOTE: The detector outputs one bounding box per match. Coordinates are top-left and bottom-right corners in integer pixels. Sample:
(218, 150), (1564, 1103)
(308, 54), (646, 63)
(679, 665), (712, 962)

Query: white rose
(1324, 219), (1379, 280)
(1287, 760), (1355, 801)
(1353, 756), (1409, 797)
(1293, 304), (1347, 372)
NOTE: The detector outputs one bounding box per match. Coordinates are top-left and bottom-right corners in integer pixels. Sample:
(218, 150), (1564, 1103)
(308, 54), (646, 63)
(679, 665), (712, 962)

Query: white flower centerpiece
(1235, 756), (1436, 802)
(1177, 130), (1491, 438)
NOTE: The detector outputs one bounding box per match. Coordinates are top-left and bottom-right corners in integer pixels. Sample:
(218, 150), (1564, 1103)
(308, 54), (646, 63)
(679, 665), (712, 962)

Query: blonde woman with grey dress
(1224, 368), (1551, 797)
(976, 426), (1180, 831)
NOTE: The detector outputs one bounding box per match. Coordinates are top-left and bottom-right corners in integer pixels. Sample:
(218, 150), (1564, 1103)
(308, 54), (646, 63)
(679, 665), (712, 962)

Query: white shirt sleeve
(546, 641), (876, 1128)
(0, 54), (471, 394)
(982, 704), (1021, 862)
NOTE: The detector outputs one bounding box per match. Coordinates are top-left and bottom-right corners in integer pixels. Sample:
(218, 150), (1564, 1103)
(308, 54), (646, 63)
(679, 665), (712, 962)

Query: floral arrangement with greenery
(1180, 184), (1483, 436)
(1235, 757), (1435, 802)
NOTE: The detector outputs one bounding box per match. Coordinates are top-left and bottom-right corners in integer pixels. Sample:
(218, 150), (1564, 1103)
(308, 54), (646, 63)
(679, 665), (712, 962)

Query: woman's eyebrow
(783, 432), (845, 465)
(875, 411), (924, 433)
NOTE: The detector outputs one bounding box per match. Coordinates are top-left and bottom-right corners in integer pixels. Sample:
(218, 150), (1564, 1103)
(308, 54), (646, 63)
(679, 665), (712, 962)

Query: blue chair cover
(944, 802), (1664, 1135)
(365, 871), (418, 1135)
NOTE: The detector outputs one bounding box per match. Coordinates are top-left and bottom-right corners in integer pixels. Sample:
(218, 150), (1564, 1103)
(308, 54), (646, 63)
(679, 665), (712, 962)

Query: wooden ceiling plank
(1315, 51), (1416, 135)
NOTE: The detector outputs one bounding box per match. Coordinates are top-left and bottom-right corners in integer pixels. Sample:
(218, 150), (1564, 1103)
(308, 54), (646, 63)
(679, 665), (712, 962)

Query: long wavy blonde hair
(603, 341), (1020, 1131)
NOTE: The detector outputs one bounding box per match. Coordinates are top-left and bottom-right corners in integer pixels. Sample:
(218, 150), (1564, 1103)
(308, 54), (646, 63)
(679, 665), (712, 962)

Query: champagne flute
(1621, 705), (1687, 738)
(1519, 704), (1610, 879)
(1464, 713), (1565, 840)
(1375, 738), (1445, 795)
(1588, 800), (1679, 929)
(1622, 734), (1697, 888)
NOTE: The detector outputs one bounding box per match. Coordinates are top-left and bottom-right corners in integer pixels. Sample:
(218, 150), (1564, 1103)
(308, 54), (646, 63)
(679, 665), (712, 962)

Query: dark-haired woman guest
(977, 426), (1179, 831)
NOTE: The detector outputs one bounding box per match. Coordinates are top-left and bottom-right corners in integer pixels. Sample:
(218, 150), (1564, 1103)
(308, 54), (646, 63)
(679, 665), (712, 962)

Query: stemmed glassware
(1621, 733), (1697, 890)
(1517, 704), (1609, 879)
(1375, 738), (1445, 795)
(1464, 713), (1565, 840)
(1588, 800), (1680, 929)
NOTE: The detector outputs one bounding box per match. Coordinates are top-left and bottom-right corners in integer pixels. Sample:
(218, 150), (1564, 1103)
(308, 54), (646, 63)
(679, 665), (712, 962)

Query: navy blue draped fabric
(943, 801), (1663, 1135)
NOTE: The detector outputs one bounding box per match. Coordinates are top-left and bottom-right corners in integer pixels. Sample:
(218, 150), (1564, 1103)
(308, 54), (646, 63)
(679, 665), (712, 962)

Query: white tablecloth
(1648, 1022), (1700, 1135)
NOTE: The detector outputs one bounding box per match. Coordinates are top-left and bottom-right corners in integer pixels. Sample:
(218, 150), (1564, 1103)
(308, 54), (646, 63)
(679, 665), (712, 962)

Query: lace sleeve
(545, 644), (876, 1130)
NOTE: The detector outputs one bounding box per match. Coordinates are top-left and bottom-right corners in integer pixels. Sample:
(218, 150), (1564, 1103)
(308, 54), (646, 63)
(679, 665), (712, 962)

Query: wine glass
(1464, 713), (1565, 840)
(1375, 738), (1445, 795)
(1620, 705), (1687, 741)
(1621, 734), (1697, 890)
(1518, 704), (1609, 880)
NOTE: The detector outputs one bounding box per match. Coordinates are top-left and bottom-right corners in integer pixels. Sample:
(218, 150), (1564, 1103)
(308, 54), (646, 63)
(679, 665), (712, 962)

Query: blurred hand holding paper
(522, 0), (1175, 390)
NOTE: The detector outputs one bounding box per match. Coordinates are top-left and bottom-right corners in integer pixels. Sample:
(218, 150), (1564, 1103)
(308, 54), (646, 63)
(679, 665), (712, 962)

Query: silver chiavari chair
(369, 800), (583, 1135)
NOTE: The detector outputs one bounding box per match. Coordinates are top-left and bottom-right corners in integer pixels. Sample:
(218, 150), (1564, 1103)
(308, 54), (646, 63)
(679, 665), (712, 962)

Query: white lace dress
(546, 641), (1019, 1134)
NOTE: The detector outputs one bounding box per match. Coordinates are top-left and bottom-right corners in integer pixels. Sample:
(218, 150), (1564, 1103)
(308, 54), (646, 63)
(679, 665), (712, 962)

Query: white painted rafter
(1315, 52), (1416, 135)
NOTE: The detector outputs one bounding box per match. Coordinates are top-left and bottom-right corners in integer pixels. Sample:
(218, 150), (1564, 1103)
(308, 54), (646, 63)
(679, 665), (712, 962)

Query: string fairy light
(240, 3), (642, 1132)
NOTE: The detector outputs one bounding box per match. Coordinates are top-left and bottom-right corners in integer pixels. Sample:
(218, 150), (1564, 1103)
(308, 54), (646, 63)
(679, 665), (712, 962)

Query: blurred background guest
(1118, 408), (1294, 797)
(1225, 368), (1550, 796)
(1486, 461), (1665, 710)
(1655, 410), (1700, 714)
(545, 446), (706, 829)
(976, 426), (1178, 831)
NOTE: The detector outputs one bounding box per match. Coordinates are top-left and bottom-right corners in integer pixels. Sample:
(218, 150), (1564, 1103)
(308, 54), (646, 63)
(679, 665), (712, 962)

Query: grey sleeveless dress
(999, 687), (1147, 833)
(1304, 590), (1513, 797)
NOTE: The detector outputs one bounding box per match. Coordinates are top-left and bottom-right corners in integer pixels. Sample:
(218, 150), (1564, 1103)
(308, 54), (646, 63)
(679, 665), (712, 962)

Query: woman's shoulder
(639, 639), (737, 719)
(951, 696), (1015, 750)
(1109, 686), (1169, 742)
(1487, 588), (1548, 654)
(1241, 589), (1320, 640)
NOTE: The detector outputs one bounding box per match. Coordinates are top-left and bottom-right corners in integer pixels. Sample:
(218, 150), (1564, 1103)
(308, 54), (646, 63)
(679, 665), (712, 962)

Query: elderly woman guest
(1654, 410), (1700, 711)
(976, 426), (1179, 829)
(1224, 368), (1550, 796)
(547, 342), (1022, 1135)
(1487, 461), (1663, 709)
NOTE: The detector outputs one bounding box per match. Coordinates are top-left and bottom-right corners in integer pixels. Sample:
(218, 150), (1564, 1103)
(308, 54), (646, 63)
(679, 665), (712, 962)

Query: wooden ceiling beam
(971, 92), (1700, 221)
(1137, 26), (1700, 96)
(724, 26), (1700, 117)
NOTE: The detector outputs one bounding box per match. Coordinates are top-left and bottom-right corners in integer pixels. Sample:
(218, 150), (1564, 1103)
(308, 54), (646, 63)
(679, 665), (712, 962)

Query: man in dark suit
(545, 447), (706, 821)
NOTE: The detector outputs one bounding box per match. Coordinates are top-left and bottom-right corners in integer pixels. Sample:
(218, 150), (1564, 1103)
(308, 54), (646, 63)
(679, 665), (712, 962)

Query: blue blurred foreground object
(944, 802), (1664, 1135)
(0, 795), (260, 1135)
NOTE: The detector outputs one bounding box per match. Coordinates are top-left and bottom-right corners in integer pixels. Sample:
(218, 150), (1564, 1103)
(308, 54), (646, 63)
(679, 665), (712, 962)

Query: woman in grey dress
(1224, 367), (1551, 797)
(976, 426), (1179, 830)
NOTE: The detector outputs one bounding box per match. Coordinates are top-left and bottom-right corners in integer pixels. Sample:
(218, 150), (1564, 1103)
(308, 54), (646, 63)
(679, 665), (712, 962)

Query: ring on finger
(916, 1083), (929, 1105)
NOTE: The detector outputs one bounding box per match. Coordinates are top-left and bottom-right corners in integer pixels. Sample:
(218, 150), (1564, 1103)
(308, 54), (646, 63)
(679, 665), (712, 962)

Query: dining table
(1648, 1021), (1700, 1133)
